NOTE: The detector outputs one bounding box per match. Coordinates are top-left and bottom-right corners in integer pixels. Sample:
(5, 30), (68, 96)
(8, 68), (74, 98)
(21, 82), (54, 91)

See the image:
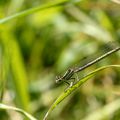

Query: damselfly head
(56, 76), (63, 84)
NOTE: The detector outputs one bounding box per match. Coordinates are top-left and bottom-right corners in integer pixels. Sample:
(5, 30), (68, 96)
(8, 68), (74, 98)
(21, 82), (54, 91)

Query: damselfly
(56, 46), (120, 87)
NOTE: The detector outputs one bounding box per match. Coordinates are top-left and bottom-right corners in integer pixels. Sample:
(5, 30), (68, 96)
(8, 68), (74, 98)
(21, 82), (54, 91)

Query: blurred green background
(0, 0), (120, 120)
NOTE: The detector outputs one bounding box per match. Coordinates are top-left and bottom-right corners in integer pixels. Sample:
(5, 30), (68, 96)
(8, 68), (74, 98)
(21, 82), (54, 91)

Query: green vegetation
(0, 0), (120, 120)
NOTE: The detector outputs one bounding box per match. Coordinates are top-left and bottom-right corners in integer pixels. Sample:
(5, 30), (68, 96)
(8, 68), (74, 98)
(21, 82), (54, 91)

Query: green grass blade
(0, 0), (83, 24)
(0, 0), (68, 24)
(0, 45), (9, 102)
(0, 103), (37, 120)
(43, 65), (120, 120)
(1, 28), (30, 111)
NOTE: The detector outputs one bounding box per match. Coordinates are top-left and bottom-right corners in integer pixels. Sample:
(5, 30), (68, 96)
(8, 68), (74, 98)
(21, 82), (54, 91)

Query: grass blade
(1, 28), (30, 111)
(0, 45), (9, 102)
(0, 0), (83, 24)
(0, 103), (37, 120)
(0, 0), (68, 24)
(43, 65), (120, 120)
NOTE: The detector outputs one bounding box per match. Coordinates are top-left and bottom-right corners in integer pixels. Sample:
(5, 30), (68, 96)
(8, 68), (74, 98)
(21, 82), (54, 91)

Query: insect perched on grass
(56, 46), (120, 88)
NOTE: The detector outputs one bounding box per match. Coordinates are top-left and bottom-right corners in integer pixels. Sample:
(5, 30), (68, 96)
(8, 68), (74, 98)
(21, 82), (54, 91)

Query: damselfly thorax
(56, 68), (74, 83)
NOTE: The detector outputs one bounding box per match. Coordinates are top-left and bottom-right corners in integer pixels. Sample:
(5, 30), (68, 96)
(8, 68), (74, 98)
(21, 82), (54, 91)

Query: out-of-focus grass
(0, 0), (81, 24)
(0, 0), (120, 120)
(0, 38), (9, 102)
(1, 26), (30, 111)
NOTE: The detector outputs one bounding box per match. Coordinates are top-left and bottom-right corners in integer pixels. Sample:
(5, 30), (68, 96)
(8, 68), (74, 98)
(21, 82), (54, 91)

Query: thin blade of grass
(0, 0), (83, 24)
(0, 0), (68, 24)
(0, 103), (37, 120)
(1, 27), (30, 111)
(0, 45), (9, 102)
(43, 65), (120, 120)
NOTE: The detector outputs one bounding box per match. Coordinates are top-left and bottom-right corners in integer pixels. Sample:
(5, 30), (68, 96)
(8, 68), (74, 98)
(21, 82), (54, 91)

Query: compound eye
(56, 76), (62, 83)
(56, 76), (58, 79)
(55, 76), (59, 82)
(56, 76), (61, 79)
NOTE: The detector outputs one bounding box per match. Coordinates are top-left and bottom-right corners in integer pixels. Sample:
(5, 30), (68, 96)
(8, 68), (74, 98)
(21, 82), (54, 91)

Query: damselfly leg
(64, 77), (75, 91)
(75, 73), (79, 81)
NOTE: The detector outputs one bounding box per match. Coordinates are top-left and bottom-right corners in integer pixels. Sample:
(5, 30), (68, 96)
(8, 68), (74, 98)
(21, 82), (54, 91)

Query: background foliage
(0, 0), (120, 120)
